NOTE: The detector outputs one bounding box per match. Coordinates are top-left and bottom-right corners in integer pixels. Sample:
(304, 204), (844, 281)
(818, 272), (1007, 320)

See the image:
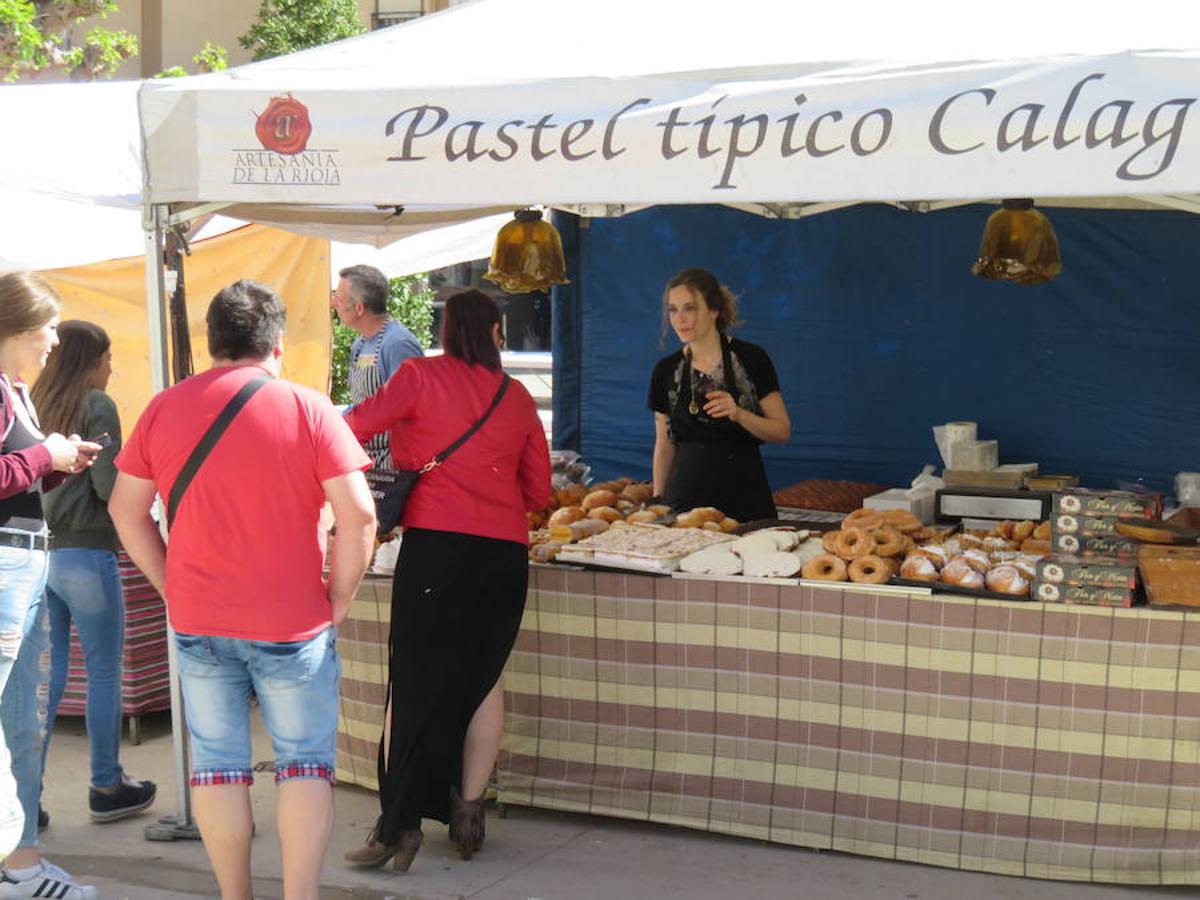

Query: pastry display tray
(889, 577), (1032, 602)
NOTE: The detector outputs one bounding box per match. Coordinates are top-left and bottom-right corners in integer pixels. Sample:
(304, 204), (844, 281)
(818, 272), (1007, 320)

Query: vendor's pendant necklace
(685, 347), (701, 415)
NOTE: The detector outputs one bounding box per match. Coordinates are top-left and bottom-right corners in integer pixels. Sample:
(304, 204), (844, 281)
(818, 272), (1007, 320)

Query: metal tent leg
(140, 204), (201, 843)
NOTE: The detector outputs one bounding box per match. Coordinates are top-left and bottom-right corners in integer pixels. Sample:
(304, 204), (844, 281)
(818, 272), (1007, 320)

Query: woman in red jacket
(344, 289), (550, 872)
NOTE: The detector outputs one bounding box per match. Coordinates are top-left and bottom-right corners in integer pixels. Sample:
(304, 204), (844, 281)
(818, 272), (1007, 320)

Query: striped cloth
(335, 567), (1200, 884)
(56, 551), (171, 719)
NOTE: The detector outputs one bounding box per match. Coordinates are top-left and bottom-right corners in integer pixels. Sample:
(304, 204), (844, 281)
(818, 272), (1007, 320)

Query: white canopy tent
(134, 0), (1200, 837)
(136, 0), (1200, 374)
(140, 0), (1200, 215)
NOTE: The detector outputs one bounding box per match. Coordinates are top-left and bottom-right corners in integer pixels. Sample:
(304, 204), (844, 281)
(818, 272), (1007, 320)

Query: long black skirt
(375, 527), (528, 842)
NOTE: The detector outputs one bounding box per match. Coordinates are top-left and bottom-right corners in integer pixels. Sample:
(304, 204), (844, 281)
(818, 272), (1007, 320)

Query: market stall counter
(336, 565), (1200, 885)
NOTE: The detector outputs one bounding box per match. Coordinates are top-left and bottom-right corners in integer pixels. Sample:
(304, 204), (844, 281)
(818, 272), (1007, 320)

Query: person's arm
(321, 470), (375, 625)
(0, 433), (90, 498)
(518, 405), (552, 512)
(652, 412), (676, 496)
(703, 389), (791, 444)
(109, 473), (166, 595)
(344, 358), (419, 444)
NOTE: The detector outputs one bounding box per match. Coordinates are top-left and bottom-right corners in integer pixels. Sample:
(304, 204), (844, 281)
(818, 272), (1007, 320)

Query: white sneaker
(0, 860), (98, 899)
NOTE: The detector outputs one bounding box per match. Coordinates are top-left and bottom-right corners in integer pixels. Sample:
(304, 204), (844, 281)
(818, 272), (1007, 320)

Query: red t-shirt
(346, 355), (550, 544)
(116, 365), (370, 641)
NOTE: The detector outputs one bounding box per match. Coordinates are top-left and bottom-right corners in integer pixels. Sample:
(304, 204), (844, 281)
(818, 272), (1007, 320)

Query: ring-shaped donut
(821, 530), (842, 554)
(834, 526), (875, 560)
(801, 553), (848, 581)
(871, 526), (904, 557)
(843, 509), (883, 531)
(848, 554), (891, 584)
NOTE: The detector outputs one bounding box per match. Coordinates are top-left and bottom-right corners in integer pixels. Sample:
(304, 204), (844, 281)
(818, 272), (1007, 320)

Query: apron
(351, 324), (392, 470)
(663, 337), (776, 523)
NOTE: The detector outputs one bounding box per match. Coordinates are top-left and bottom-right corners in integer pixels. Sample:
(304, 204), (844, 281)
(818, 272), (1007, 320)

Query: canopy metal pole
(141, 201), (201, 842)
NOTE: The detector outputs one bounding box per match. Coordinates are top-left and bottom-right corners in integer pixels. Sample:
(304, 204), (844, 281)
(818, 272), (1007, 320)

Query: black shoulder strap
(427, 375), (510, 469)
(166, 374), (270, 531)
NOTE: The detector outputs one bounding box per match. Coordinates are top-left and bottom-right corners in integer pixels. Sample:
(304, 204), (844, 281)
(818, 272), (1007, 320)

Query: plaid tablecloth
(338, 567), (1200, 884)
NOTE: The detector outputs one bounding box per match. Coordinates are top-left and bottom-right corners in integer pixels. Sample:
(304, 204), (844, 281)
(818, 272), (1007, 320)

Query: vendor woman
(648, 268), (790, 522)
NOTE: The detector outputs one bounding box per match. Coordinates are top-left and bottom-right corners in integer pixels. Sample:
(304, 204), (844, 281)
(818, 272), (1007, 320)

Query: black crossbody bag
(166, 374), (271, 531)
(366, 375), (510, 536)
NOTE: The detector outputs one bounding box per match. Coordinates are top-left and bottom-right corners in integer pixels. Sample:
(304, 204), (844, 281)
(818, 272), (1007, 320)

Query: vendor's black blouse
(647, 337), (780, 444)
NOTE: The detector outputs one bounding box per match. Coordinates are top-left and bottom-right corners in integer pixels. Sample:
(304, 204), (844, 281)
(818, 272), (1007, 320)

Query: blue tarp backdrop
(551, 204), (1200, 495)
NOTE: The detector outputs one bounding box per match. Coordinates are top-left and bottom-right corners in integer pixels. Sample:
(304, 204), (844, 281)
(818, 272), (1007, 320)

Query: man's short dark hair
(207, 280), (287, 361)
(338, 264), (389, 315)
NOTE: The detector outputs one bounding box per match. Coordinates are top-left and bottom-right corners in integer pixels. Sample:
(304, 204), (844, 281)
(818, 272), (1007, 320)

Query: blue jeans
(43, 547), (125, 789)
(174, 629), (340, 787)
(0, 530), (50, 854)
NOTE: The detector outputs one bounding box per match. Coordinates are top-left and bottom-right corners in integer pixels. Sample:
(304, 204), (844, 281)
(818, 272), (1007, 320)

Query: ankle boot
(344, 819), (423, 870)
(391, 828), (424, 872)
(448, 786), (485, 860)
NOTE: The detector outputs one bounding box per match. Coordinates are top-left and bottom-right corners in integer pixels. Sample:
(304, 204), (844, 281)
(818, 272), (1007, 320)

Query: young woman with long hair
(31, 321), (156, 828)
(649, 267), (791, 522)
(0, 274), (101, 899)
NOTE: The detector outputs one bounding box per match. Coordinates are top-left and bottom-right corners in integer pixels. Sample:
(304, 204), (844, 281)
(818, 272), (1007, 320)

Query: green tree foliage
(0, 0), (137, 80)
(330, 275), (436, 406)
(153, 40), (227, 78)
(239, 0), (363, 62)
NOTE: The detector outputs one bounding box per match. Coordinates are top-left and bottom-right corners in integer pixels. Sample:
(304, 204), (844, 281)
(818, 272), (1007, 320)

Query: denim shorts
(174, 628), (340, 787)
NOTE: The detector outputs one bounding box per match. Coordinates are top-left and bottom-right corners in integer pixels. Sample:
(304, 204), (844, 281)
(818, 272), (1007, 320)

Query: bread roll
(581, 489), (618, 512)
(556, 484), (587, 506)
(548, 505), (584, 527)
(587, 505), (623, 523)
(529, 541), (565, 563)
(620, 482), (654, 504)
(899, 554), (939, 581)
(549, 518), (611, 542)
(625, 510), (660, 524)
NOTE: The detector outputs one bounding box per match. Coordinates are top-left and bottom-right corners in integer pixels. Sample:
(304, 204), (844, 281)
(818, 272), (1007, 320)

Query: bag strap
(420, 375), (510, 473)
(166, 374), (271, 531)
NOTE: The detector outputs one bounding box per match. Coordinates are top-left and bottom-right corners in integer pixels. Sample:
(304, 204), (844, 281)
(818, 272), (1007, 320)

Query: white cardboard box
(864, 488), (936, 525)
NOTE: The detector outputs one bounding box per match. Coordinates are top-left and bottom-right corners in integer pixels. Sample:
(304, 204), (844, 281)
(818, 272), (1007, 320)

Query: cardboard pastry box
(1053, 489), (1162, 520)
(1051, 532), (1140, 559)
(1052, 514), (1119, 537)
(1034, 581), (1140, 607)
(1036, 555), (1138, 589)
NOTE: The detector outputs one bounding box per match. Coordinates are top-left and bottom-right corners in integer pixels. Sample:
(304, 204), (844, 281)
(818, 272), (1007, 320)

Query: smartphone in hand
(76, 433), (110, 461)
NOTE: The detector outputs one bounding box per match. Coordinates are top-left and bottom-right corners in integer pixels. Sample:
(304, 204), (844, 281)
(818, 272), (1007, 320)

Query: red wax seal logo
(254, 95), (312, 154)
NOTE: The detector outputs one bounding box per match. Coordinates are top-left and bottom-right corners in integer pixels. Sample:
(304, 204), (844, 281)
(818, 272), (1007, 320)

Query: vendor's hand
(703, 391), (741, 423)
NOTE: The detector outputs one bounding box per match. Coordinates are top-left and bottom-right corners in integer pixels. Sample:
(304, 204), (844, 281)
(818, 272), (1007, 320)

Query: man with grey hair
(330, 265), (423, 469)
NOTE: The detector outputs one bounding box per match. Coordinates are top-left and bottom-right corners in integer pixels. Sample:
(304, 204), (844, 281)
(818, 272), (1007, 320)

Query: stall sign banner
(141, 54), (1200, 207)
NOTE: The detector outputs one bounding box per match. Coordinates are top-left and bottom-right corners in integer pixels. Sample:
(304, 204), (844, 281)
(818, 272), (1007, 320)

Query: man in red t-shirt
(109, 281), (375, 899)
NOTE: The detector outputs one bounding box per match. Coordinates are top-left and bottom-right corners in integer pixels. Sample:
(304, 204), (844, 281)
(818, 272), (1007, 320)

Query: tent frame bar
(140, 200), (202, 842)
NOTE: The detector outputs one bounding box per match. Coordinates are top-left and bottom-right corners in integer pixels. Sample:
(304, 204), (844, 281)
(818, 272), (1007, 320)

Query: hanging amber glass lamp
(483, 208), (570, 293)
(971, 199), (1062, 285)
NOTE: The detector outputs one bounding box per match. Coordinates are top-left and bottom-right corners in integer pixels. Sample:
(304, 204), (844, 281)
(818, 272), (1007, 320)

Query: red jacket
(347, 355), (551, 545)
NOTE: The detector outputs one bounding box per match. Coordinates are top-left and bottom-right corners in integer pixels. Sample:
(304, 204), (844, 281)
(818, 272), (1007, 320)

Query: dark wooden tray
(889, 576), (1033, 602)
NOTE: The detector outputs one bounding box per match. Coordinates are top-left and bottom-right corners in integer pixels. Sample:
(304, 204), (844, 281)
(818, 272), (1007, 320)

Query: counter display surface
(338, 566), (1200, 884)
